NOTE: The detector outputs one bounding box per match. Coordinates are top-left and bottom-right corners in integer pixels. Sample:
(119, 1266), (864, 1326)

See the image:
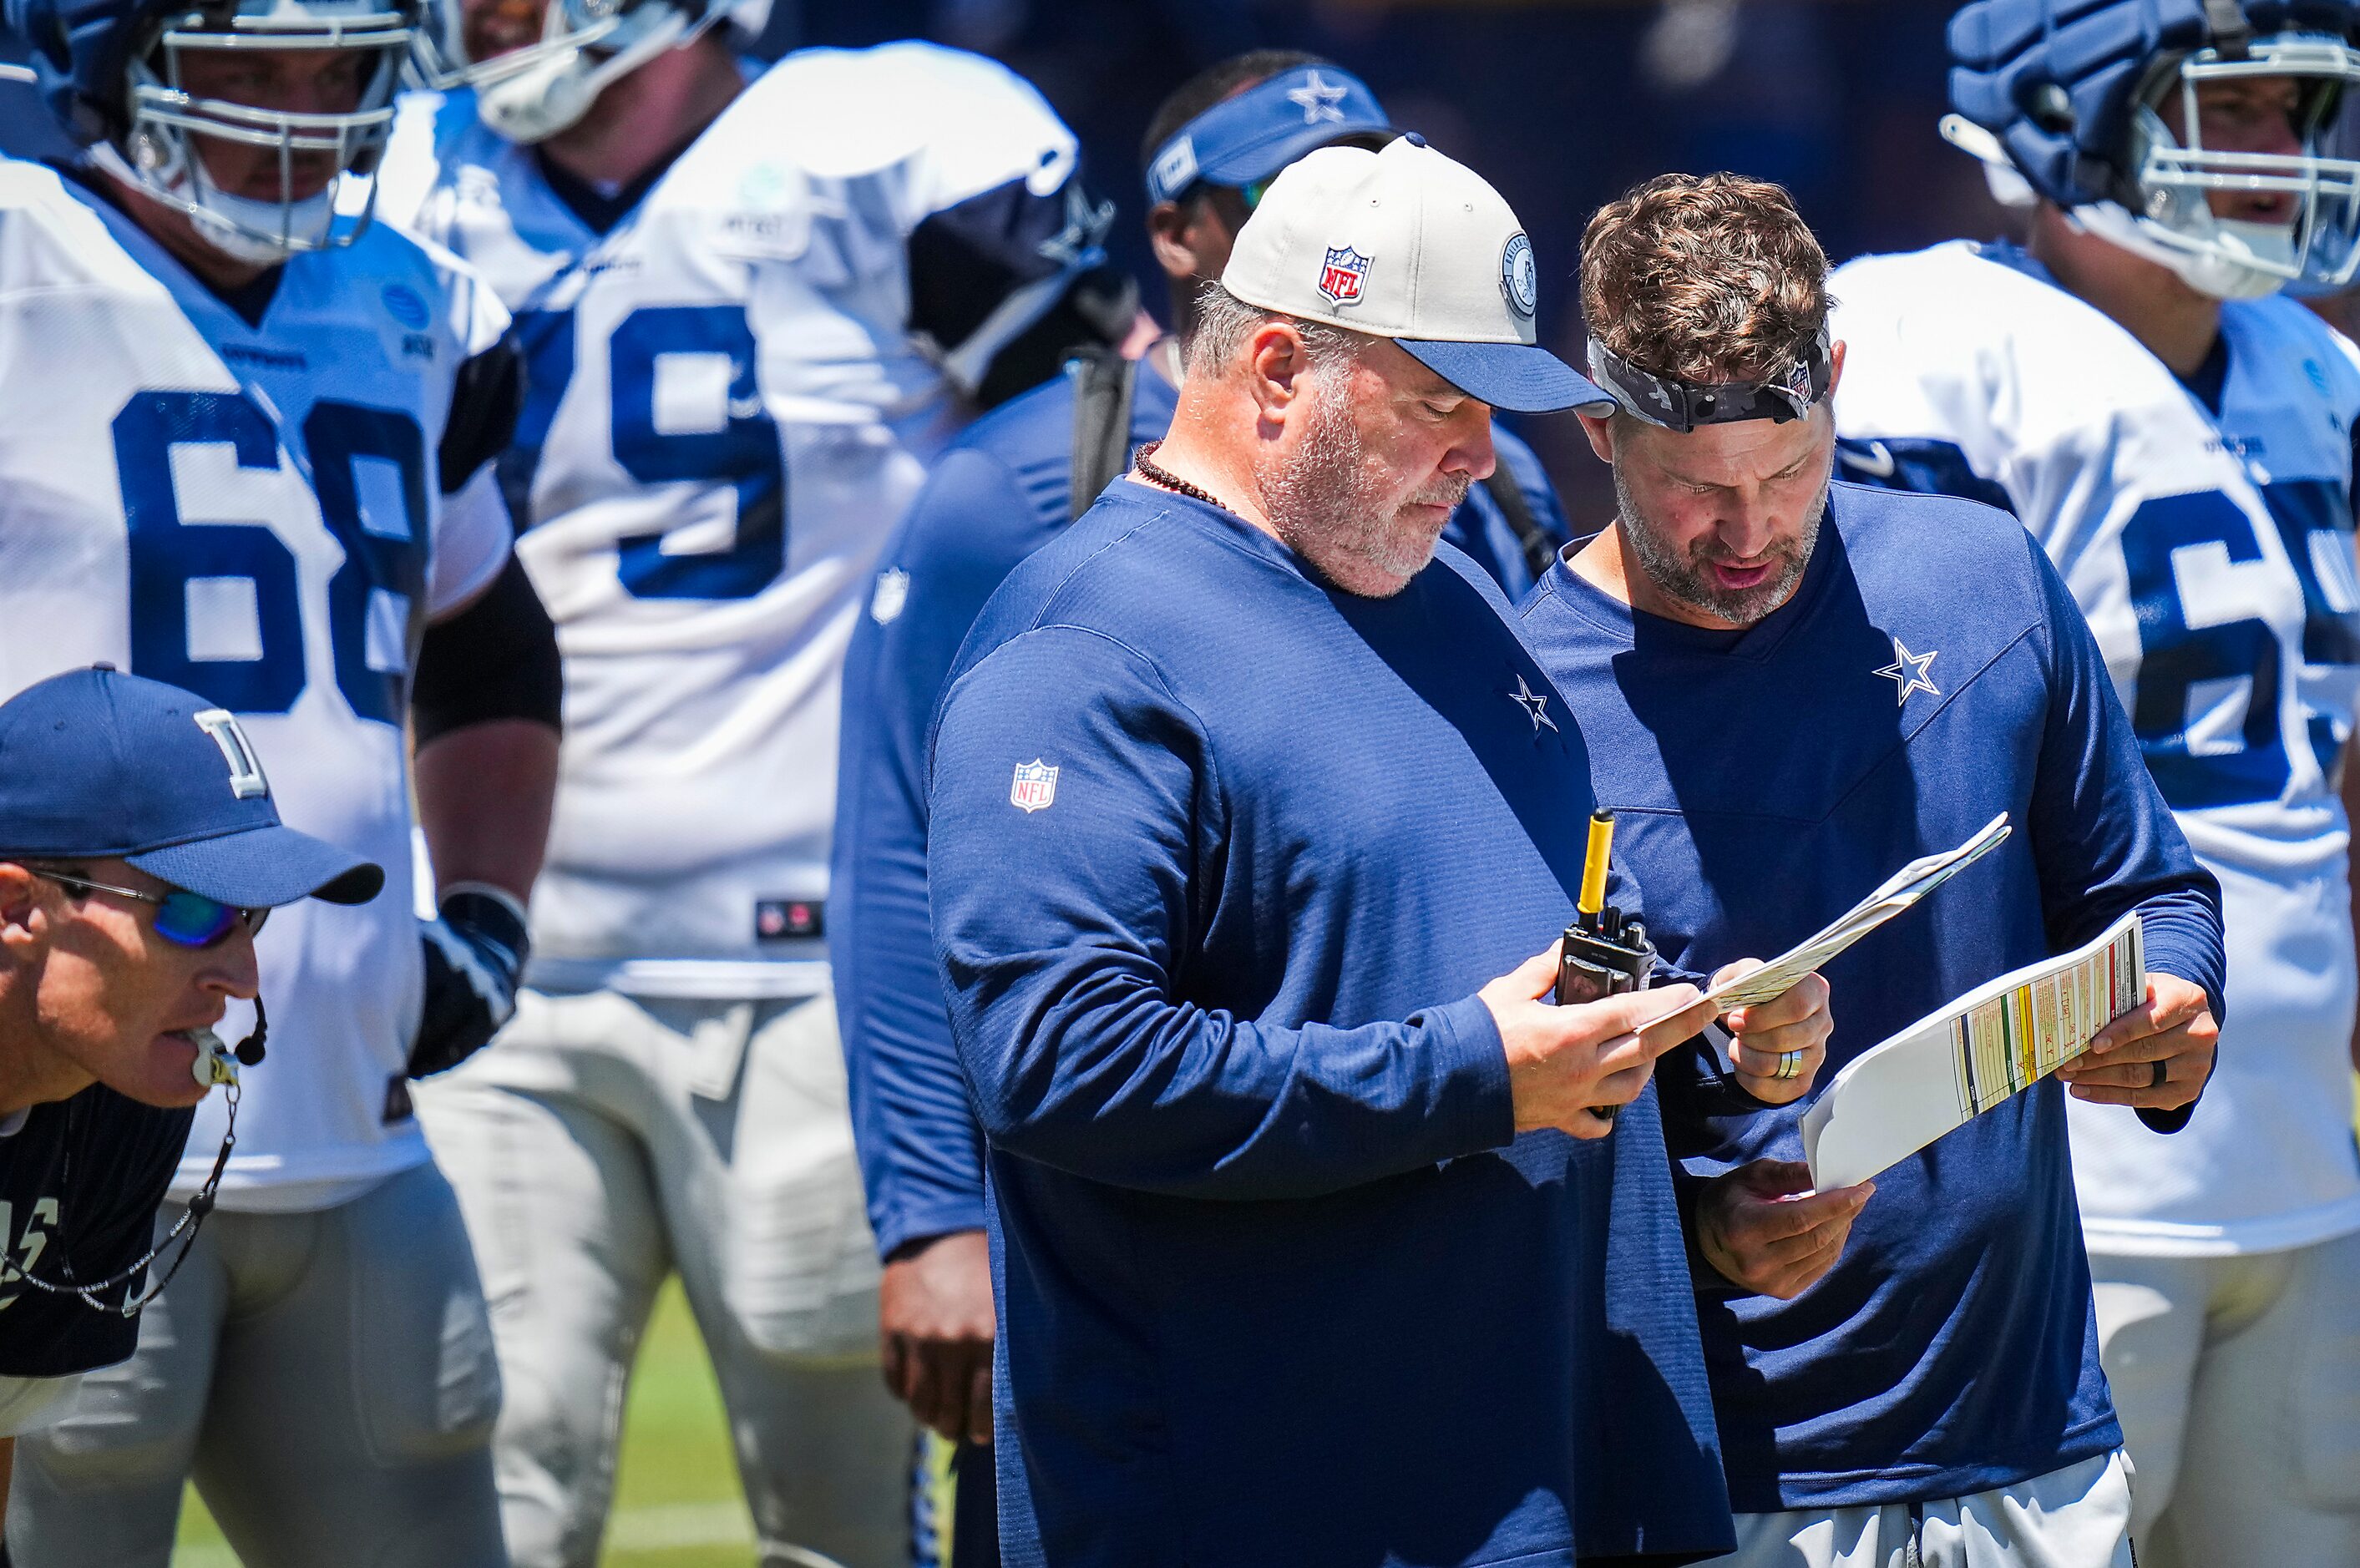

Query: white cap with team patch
(1218, 134), (1612, 415)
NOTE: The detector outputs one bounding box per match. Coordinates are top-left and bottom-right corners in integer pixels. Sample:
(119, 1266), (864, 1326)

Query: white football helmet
(2101, 30), (2360, 297)
(1950, 1), (2360, 301)
(97, 0), (417, 261)
(411, 0), (758, 143)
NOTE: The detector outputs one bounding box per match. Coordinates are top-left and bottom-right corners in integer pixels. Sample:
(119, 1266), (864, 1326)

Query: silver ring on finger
(1775, 1050), (1805, 1080)
(2149, 1058), (2167, 1089)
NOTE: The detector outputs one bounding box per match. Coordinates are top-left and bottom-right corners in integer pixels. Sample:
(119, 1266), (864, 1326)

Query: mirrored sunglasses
(35, 870), (268, 948)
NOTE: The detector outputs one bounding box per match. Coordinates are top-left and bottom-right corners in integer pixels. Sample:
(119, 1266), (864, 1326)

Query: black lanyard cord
(0, 1076), (241, 1320)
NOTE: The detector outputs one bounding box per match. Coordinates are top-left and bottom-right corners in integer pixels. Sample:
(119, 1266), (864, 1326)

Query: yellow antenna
(1578, 810), (1614, 919)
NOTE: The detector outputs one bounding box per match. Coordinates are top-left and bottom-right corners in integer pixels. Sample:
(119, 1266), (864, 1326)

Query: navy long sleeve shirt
(1517, 483), (2226, 1514)
(926, 480), (1726, 1568)
(832, 357), (1571, 1259)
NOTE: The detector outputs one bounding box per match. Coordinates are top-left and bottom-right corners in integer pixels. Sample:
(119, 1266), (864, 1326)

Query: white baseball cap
(1218, 134), (1612, 415)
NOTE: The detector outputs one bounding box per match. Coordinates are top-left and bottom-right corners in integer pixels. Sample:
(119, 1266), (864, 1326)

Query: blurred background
(0, 0), (2017, 526)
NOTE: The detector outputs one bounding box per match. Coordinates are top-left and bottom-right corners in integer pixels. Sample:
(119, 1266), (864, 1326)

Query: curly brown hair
(1579, 172), (1829, 386)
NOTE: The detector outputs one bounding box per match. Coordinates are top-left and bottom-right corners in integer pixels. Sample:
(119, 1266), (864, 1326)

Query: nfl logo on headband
(1318, 245), (1371, 306)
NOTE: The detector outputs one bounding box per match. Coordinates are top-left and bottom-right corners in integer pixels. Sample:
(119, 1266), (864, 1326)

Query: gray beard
(1613, 463), (1827, 627)
(1256, 374), (1470, 594)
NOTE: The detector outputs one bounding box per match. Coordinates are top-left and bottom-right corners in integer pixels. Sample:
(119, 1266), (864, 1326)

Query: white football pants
(2090, 1227), (2360, 1568)
(415, 984), (910, 1568)
(5, 1160), (507, 1567)
(1702, 1450), (2134, 1568)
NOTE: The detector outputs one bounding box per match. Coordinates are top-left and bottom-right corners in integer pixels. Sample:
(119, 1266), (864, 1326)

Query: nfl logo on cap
(1318, 245), (1370, 306)
(1010, 760), (1059, 813)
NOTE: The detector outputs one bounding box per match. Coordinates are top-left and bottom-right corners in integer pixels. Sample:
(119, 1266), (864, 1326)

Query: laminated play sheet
(1801, 909), (2145, 1190)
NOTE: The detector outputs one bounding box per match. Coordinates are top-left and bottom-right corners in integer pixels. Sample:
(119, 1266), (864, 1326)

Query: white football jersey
(377, 43), (1087, 996)
(0, 159), (512, 1206)
(1833, 240), (2360, 1254)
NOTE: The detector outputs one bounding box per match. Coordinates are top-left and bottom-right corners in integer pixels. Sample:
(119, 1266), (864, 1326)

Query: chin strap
(86, 140), (342, 264)
(478, 2), (706, 144)
(2067, 200), (2289, 300)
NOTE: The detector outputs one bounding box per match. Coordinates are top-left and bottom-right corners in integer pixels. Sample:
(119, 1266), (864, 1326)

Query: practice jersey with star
(1831, 240), (2360, 1257)
(831, 359), (1574, 1258)
(376, 41), (1106, 997)
(926, 478), (1733, 1566)
(0, 157), (514, 1206)
(1518, 480), (2226, 1512)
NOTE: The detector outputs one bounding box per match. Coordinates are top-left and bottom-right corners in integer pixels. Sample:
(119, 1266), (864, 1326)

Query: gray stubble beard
(1256, 367), (1470, 595)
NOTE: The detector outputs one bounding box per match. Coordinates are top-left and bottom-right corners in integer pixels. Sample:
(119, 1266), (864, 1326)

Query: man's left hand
(1712, 961), (1832, 1105)
(2054, 972), (2215, 1111)
(880, 1230), (996, 1446)
(1694, 1159), (1872, 1299)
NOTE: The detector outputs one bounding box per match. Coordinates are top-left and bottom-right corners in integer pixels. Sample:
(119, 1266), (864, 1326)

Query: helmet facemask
(413, 0), (711, 144)
(2086, 31), (2360, 300)
(107, 0), (416, 263)
(406, 0), (619, 101)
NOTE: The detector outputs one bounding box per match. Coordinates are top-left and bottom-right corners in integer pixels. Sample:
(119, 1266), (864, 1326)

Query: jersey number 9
(501, 302), (788, 601)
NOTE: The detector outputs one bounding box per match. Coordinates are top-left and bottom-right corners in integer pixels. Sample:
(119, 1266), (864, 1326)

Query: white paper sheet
(1643, 812), (2013, 1028)
(1801, 910), (2146, 1190)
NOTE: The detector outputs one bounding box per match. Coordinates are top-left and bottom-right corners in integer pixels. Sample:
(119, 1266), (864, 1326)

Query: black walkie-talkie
(1555, 811), (1657, 1125)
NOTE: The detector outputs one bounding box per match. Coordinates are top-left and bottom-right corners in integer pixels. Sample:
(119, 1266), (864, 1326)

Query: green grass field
(171, 1278), (756, 1567)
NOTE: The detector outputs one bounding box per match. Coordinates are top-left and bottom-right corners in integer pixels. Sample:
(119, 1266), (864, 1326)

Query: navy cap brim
(1397, 339), (1618, 416)
(1193, 118), (1395, 193)
(127, 825), (385, 909)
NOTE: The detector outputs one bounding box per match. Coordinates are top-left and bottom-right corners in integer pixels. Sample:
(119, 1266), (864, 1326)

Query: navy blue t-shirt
(832, 357), (1572, 1260)
(0, 1085), (192, 1379)
(927, 480), (1727, 1567)
(1517, 483), (2226, 1513)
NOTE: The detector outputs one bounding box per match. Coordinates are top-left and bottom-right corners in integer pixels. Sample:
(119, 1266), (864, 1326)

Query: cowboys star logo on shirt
(1010, 760), (1059, 812)
(1318, 246), (1371, 307)
(1509, 674), (1558, 734)
(1873, 635), (1941, 706)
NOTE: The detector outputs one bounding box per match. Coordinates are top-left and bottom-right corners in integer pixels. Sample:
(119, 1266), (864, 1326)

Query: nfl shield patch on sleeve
(1010, 760), (1059, 812)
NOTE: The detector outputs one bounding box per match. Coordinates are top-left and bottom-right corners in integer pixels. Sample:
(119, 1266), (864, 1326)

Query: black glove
(411, 884), (530, 1078)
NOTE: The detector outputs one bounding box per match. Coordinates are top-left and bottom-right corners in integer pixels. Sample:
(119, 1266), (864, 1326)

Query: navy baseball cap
(0, 667), (382, 908)
(1146, 64), (1393, 207)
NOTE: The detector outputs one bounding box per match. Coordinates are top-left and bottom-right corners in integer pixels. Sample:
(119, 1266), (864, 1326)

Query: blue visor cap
(0, 667), (382, 909)
(1147, 66), (1394, 206)
(1398, 339), (1617, 417)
